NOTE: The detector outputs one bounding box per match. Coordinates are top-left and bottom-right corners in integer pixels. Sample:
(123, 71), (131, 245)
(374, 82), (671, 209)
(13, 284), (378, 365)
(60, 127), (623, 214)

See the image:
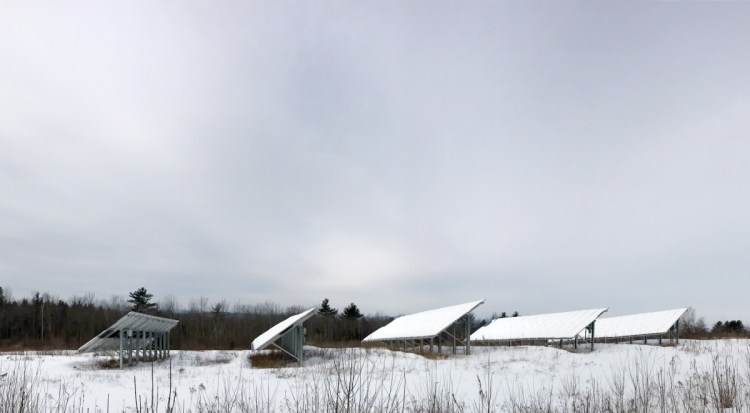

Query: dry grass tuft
(248, 351), (290, 369)
(193, 352), (234, 366)
(96, 358), (121, 369)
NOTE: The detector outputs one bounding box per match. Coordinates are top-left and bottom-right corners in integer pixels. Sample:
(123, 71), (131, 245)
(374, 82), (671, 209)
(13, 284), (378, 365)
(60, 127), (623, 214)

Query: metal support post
(452, 324), (456, 355)
(119, 327), (123, 369)
(590, 321), (595, 351)
(465, 315), (471, 355)
(127, 329), (132, 366)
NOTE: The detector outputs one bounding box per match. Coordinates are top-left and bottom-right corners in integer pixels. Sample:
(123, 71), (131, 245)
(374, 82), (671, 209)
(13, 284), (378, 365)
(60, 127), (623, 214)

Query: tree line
(0, 287), (391, 350)
(0, 286), (743, 351)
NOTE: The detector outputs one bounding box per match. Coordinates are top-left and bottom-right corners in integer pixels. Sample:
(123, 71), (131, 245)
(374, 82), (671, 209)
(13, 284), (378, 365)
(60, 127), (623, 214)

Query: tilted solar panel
(362, 300), (485, 342)
(78, 312), (179, 353)
(251, 307), (317, 351)
(593, 308), (687, 339)
(471, 308), (608, 341)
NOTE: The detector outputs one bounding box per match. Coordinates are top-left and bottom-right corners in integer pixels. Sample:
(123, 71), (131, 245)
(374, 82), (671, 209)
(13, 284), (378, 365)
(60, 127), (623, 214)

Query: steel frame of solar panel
(477, 324), (598, 351)
(250, 308), (317, 364)
(78, 312), (179, 369)
(594, 309), (686, 346)
(600, 324), (680, 346)
(389, 315), (474, 355)
(363, 300), (484, 356)
(471, 308), (608, 351)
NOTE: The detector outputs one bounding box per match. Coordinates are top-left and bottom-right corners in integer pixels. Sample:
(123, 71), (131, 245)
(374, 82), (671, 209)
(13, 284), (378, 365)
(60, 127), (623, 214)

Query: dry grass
(96, 358), (121, 369)
(248, 351), (290, 369)
(192, 351), (235, 366)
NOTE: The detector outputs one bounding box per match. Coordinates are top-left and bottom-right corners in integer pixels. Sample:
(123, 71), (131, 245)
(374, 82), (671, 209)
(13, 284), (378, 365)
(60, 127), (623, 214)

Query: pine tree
(128, 287), (157, 313)
(343, 302), (363, 319)
(512, 311), (519, 317)
(318, 298), (338, 317)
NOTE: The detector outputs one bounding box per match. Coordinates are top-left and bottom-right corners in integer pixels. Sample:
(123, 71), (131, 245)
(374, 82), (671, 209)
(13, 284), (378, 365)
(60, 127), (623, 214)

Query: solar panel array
(78, 312), (179, 353)
(471, 308), (608, 341)
(593, 308), (687, 339)
(251, 307), (317, 351)
(363, 300), (484, 342)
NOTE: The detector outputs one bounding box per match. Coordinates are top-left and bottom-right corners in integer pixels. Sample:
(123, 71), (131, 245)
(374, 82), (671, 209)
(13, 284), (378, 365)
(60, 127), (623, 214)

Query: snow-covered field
(3, 340), (750, 412)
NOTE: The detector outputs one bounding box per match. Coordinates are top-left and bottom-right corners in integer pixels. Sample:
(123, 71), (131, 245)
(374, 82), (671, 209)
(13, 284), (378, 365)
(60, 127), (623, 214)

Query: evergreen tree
(128, 287), (157, 313)
(512, 311), (519, 317)
(211, 301), (227, 320)
(343, 302), (363, 319)
(318, 298), (338, 317)
(499, 312), (507, 318)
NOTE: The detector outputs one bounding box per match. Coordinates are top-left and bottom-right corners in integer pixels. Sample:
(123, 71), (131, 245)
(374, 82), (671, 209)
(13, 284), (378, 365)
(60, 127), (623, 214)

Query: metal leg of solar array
(119, 327), (124, 369)
(590, 321), (595, 351)
(279, 324), (305, 364)
(128, 330), (133, 366)
(465, 314), (471, 355)
(452, 324), (456, 355)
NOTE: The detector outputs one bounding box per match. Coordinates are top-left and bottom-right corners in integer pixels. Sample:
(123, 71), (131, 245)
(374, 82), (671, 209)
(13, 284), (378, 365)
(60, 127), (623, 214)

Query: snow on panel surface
(78, 312), (179, 353)
(363, 300), (485, 342)
(471, 308), (608, 341)
(593, 308), (687, 339)
(251, 308), (317, 351)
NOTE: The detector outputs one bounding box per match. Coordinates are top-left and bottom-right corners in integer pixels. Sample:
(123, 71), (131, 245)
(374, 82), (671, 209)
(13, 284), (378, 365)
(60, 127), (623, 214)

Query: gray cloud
(1, 1), (750, 323)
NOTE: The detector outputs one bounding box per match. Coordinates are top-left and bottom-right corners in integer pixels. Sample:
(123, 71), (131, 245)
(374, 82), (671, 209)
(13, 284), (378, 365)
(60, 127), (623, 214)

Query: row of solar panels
(79, 304), (686, 354)
(250, 301), (686, 352)
(471, 307), (686, 342)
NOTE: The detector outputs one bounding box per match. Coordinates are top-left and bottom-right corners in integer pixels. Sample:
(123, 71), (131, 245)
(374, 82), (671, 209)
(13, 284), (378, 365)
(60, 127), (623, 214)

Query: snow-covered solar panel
(251, 307), (316, 351)
(471, 308), (607, 341)
(593, 308), (687, 339)
(362, 300), (484, 342)
(78, 312), (179, 353)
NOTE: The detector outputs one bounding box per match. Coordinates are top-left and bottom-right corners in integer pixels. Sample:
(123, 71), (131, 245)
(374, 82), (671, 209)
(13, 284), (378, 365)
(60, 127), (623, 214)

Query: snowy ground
(2, 339), (750, 412)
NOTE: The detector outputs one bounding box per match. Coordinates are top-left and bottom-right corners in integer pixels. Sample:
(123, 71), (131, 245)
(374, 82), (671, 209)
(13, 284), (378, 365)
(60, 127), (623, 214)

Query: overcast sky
(1, 2), (749, 323)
